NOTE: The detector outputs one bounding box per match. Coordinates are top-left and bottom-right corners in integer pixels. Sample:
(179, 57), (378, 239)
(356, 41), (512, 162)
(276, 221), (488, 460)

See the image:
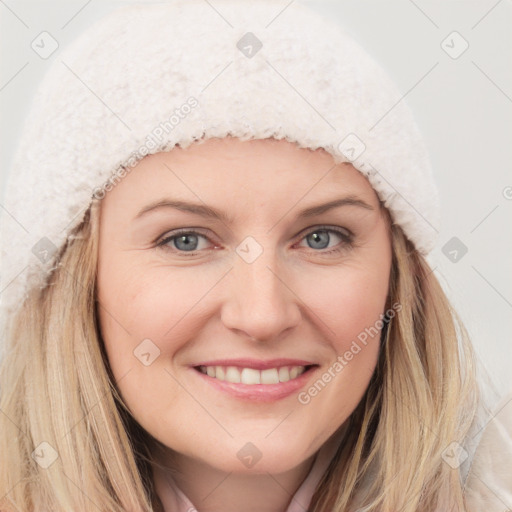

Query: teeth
(216, 366), (226, 380)
(261, 368), (279, 384)
(225, 366), (241, 383)
(241, 368), (260, 385)
(198, 365), (307, 384)
(278, 367), (290, 382)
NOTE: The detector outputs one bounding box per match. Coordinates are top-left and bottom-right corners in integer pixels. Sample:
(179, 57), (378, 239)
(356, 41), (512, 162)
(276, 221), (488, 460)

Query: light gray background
(1, 0), (511, 399)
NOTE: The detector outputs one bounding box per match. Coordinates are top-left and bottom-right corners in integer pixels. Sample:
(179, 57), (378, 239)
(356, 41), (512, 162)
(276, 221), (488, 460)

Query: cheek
(307, 266), (389, 344)
(98, 251), (390, 370)
(292, 267), (389, 422)
(96, 260), (213, 372)
(297, 261), (390, 407)
(95, 263), (204, 433)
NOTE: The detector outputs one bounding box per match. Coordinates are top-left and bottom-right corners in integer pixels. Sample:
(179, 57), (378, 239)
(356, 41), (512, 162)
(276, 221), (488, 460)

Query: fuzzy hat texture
(0, 0), (440, 334)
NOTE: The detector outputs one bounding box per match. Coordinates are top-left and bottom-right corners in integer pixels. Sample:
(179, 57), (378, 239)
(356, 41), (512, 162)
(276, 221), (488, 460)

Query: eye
(157, 229), (213, 253)
(156, 225), (354, 256)
(296, 226), (354, 255)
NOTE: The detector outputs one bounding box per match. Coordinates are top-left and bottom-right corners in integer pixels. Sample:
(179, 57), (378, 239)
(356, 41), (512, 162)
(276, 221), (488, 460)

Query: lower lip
(191, 366), (319, 402)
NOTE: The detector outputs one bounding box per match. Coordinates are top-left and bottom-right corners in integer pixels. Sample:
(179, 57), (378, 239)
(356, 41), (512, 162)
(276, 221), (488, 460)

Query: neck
(152, 450), (317, 512)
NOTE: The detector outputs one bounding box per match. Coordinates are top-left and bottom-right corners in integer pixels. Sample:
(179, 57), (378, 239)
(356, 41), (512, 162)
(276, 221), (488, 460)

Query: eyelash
(156, 225), (354, 256)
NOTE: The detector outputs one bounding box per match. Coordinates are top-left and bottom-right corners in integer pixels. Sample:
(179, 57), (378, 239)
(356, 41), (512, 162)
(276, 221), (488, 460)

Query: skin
(96, 136), (392, 512)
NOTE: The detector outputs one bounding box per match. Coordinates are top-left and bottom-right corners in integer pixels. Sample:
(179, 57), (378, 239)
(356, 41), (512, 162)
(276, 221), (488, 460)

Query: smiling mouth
(194, 364), (318, 385)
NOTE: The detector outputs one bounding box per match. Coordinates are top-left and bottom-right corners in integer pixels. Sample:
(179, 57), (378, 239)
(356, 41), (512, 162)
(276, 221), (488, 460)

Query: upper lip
(192, 358), (317, 371)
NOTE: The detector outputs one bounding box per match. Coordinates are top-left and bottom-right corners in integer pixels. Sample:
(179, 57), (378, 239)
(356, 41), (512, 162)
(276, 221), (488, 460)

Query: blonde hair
(0, 196), (479, 511)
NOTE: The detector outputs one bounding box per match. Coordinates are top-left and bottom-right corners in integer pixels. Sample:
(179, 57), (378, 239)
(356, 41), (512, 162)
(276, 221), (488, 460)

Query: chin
(203, 443), (311, 476)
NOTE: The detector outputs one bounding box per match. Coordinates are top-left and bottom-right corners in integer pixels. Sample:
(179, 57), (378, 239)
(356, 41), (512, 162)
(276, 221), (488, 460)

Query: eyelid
(156, 224), (355, 254)
(293, 225), (354, 255)
(156, 224), (352, 243)
(155, 227), (212, 245)
(294, 224), (353, 240)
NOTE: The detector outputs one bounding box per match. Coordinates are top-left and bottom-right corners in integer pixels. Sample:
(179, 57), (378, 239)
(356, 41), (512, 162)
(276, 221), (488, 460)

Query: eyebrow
(134, 195), (374, 223)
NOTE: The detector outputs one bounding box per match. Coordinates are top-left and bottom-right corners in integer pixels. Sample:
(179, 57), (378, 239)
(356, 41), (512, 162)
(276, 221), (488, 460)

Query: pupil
(176, 234), (198, 251)
(309, 231), (329, 249)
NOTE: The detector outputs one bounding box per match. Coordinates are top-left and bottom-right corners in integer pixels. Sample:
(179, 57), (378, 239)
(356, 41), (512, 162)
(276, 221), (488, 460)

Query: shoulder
(464, 391), (512, 511)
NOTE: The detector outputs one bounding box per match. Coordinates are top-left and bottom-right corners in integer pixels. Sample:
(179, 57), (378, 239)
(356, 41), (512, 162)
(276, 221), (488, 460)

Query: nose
(220, 247), (302, 342)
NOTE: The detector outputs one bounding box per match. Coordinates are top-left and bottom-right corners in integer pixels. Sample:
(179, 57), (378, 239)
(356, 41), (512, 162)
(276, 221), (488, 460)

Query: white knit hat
(0, 0), (440, 333)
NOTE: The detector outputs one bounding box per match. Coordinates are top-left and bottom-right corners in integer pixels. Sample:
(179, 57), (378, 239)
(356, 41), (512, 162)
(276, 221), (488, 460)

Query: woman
(0, 1), (509, 510)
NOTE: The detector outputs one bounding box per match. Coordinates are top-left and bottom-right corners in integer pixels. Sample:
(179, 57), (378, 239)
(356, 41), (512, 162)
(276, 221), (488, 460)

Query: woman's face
(97, 137), (392, 475)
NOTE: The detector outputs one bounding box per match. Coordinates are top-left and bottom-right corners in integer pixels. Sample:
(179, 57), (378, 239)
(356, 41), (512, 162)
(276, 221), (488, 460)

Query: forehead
(129, 137), (376, 194)
(98, 136), (383, 223)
